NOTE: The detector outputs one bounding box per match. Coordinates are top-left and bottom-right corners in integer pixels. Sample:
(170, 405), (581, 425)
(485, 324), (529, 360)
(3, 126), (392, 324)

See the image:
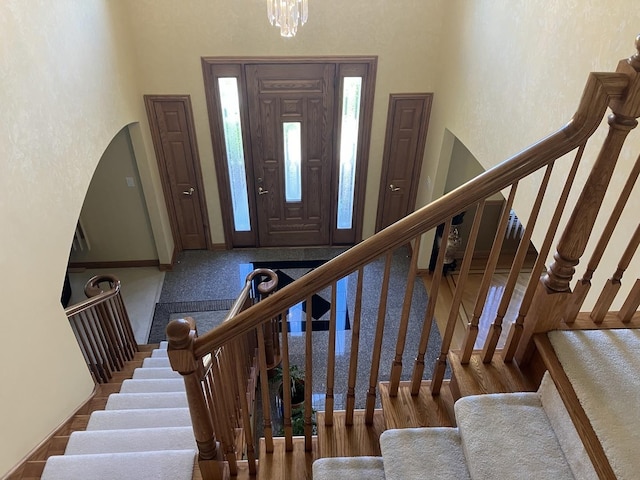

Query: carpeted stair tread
(380, 427), (471, 480)
(65, 426), (196, 455)
(313, 456), (385, 480)
(159, 341), (168, 349)
(142, 357), (171, 368)
(40, 449), (195, 480)
(86, 408), (192, 431)
(119, 378), (185, 393)
(455, 393), (574, 479)
(151, 349), (168, 358)
(105, 392), (188, 410)
(132, 367), (182, 379)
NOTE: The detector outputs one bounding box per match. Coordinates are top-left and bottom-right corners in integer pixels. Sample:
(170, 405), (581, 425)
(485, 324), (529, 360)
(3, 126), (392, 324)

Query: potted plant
(271, 364), (305, 409)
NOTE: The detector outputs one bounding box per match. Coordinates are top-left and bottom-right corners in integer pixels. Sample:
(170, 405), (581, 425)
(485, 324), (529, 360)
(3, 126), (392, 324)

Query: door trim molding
(144, 94), (212, 252)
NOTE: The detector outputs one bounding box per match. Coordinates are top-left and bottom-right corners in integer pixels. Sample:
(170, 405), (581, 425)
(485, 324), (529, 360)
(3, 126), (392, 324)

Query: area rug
(147, 299), (237, 343)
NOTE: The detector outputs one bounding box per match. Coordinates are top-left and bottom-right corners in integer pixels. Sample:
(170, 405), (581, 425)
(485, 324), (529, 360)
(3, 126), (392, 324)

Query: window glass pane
(218, 77), (251, 232)
(337, 77), (362, 229)
(283, 122), (302, 202)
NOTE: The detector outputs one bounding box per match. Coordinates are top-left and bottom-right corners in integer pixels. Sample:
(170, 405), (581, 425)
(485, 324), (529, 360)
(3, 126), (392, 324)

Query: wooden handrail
(191, 71), (628, 360)
(64, 274), (122, 317)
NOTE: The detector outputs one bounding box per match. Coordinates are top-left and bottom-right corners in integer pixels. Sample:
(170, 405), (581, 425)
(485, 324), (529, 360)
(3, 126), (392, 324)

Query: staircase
(40, 342), (198, 480)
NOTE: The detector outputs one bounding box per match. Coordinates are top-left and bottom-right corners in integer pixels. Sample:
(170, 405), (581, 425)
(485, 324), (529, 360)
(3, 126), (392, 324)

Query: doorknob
(258, 187), (269, 195)
(389, 184), (401, 192)
(182, 187), (195, 196)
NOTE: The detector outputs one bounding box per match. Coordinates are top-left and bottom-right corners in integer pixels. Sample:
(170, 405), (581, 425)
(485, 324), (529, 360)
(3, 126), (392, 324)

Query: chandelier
(267, 0), (308, 38)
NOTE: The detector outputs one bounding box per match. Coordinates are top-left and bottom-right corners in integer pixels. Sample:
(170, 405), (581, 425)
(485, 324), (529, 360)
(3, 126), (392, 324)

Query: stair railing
(168, 38), (640, 479)
(167, 268), (278, 480)
(65, 274), (138, 383)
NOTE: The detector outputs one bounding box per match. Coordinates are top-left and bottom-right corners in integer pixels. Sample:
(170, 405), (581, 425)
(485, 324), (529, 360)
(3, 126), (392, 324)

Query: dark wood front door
(246, 64), (336, 246)
(376, 94), (433, 231)
(145, 95), (210, 250)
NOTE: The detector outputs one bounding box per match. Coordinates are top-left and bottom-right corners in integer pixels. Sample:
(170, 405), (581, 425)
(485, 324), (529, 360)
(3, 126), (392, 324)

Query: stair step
(316, 409), (385, 458)
(119, 378), (185, 393)
(86, 408), (192, 431)
(151, 349), (168, 357)
(257, 436), (316, 480)
(448, 351), (535, 399)
(41, 449), (196, 480)
(455, 392), (574, 479)
(313, 456), (385, 480)
(65, 426), (196, 455)
(379, 380), (455, 429)
(159, 341), (168, 349)
(105, 392), (188, 410)
(380, 427), (470, 480)
(132, 367), (182, 379)
(142, 357), (171, 368)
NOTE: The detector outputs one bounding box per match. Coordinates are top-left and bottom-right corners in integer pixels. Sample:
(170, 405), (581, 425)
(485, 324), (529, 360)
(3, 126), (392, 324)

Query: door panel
(376, 94), (433, 231)
(145, 96), (209, 250)
(247, 63), (335, 246)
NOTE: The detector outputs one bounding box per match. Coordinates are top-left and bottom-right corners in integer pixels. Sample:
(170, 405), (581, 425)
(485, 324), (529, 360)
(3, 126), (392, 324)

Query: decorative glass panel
(337, 77), (362, 229)
(283, 122), (302, 202)
(218, 77), (251, 231)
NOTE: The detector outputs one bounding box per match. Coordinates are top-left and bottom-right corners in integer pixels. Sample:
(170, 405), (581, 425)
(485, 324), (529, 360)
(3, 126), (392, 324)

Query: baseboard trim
(68, 259), (159, 270)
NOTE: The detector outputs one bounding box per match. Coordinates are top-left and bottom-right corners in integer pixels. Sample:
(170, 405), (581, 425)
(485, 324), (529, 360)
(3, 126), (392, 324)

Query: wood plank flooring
(379, 381), (454, 429)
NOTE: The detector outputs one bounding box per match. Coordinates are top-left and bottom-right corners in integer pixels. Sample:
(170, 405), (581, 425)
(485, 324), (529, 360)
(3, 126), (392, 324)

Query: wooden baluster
(113, 292), (138, 357)
(86, 307), (114, 377)
(461, 183), (518, 363)
(389, 241), (422, 396)
(304, 295), (313, 451)
(256, 320), (274, 453)
(516, 44), (640, 363)
(365, 252), (393, 424)
(590, 223), (640, 322)
(618, 279), (640, 322)
(166, 318), (224, 480)
(210, 351), (238, 475)
(232, 336), (257, 475)
(263, 317), (276, 370)
(503, 143), (585, 362)
(431, 202), (486, 394)
(99, 300), (124, 369)
(565, 152), (640, 322)
(482, 164), (553, 362)
(345, 267), (364, 425)
(279, 308), (293, 451)
(325, 282), (338, 426)
(82, 310), (111, 382)
(71, 315), (99, 382)
(409, 230), (444, 395)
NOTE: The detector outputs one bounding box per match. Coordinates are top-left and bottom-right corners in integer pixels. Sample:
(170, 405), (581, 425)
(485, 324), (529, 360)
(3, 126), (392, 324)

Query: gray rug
(147, 299), (236, 343)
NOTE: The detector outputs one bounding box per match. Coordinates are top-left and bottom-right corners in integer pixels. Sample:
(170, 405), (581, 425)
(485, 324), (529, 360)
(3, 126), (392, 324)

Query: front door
(246, 64), (336, 247)
(376, 94), (433, 231)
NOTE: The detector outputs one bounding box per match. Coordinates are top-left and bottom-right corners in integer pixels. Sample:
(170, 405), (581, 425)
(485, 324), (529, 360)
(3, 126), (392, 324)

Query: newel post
(516, 36), (640, 364)
(166, 318), (224, 480)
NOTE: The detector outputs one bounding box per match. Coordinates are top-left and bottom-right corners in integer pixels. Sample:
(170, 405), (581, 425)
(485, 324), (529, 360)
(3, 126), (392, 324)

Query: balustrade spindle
(325, 282), (338, 426)
(503, 144), (585, 362)
(409, 231), (442, 395)
(618, 278), (640, 322)
(232, 336), (257, 474)
(590, 223), (640, 322)
(482, 165), (553, 362)
(345, 267), (364, 425)
(210, 351), (238, 475)
(461, 184), (518, 363)
(304, 295), (314, 451)
(279, 307), (294, 451)
(365, 252), (393, 424)
(256, 322), (274, 453)
(389, 242), (422, 395)
(431, 202), (486, 394)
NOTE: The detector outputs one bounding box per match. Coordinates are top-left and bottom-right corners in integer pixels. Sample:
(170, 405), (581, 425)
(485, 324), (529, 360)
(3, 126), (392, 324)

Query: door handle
(389, 184), (401, 192)
(258, 187), (269, 195)
(182, 187), (195, 196)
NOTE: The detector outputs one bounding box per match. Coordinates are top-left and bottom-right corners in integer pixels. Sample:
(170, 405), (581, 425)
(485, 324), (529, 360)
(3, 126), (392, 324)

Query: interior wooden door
(376, 93), (433, 231)
(246, 63), (336, 247)
(145, 95), (210, 250)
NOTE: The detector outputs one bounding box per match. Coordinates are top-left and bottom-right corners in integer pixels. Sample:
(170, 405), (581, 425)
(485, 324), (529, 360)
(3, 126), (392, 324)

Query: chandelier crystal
(267, 0), (308, 38)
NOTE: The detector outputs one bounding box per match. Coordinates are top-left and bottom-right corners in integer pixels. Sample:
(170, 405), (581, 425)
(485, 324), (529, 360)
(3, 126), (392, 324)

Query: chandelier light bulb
(267, 0), (308, 37)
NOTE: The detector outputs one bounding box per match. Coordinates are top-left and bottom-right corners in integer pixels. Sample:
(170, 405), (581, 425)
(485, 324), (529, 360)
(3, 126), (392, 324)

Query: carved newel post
(516, 36), (640, 364)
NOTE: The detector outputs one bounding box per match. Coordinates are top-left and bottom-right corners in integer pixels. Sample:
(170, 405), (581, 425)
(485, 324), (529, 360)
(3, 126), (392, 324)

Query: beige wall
(0, 1), (145, 475)
(69, 127), (158, 264)
(121, 0), (448, 243)
(419, 0), (640, 308)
